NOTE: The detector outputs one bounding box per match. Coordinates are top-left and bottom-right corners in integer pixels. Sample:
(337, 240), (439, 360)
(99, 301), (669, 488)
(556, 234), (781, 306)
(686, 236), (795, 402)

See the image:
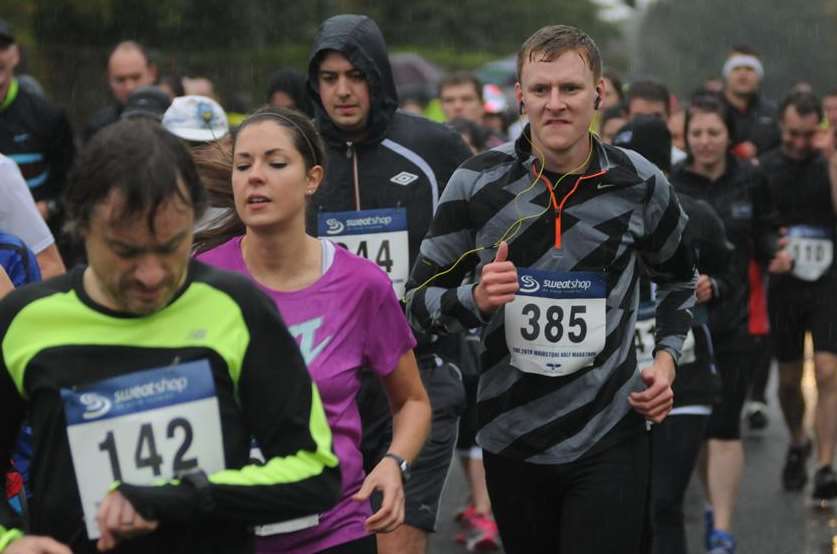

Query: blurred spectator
(669, 109), (687, 151)
(789, 81), (814, 95)
(704, 77), (725, 94)
(183, 76), (217, 99)
(482, 83), (510, 138)
(447, 117), (489, 154)
(0, 18), (76, 264)
(626, 79), (686, 164)
(163, 95), (229, 146)
(120, 86), (171, 121)
(823, 89), (837, 128)
(84, 40), (157, 141)
(439, 71), (485, 123)
(163, 95), (230, 232)
(266, 68), (313, 116)
(602, 70), (624, 111)
(626, 79), (670, 120)
(399, 89), (430, 116)
(439, 72), (505, 147)
(158, 73), (185, 99)
(0, 154), (65, 277)
(599, 106), (627, 144)
(720, 45), (780, 160)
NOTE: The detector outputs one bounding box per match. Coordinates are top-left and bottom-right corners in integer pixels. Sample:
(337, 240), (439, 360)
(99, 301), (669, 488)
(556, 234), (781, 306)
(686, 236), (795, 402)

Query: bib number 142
(98, 418), (197, 481)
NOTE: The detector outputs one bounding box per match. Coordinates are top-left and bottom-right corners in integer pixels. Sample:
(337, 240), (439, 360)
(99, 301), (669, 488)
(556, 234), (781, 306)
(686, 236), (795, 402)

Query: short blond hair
(517, 25), (602, 83)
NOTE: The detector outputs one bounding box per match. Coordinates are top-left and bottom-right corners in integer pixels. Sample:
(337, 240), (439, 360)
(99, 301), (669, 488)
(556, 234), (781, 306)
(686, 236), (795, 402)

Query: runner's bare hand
(473, 241), (518, 314)
(96, 490), (159, 551)
(629, 352), (675, 423)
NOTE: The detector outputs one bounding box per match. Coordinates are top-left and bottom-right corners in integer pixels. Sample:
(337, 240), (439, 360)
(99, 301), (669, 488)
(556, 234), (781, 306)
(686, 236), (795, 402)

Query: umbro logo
(390, 171), (419, 186)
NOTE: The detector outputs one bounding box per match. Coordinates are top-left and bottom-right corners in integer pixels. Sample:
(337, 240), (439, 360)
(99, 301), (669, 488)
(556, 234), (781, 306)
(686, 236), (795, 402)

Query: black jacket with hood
(723, 93), (781, 157)
(670, 155), (779, 350)
(305, 15), (472, 271)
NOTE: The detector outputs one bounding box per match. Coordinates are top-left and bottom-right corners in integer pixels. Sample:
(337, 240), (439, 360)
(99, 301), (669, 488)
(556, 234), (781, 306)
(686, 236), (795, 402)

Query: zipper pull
(345, 141), (353, 159)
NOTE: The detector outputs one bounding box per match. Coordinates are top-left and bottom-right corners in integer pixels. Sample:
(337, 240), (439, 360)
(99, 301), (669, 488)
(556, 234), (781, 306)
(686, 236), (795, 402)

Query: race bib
(787, 225), (833, 282)
(318, 208), (409, 297)
(61, 360), (225, 539)
(505, 270), (606, 377)
(634, 318), (696, 369)
(250, 443), (319, 536)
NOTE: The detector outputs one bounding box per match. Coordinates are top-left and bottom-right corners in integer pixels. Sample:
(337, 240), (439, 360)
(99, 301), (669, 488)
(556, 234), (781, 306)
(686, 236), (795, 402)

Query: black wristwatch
(182, 470), (216, 513)
(383, 452), (411, 482)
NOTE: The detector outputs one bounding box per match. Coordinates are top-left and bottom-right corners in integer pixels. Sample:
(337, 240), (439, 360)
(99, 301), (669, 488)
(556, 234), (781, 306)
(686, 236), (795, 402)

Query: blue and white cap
(162, 95), (229, 142)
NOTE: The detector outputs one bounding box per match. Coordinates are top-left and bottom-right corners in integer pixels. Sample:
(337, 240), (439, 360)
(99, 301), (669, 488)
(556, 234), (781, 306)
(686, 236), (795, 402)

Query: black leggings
(317, 534), (377, 554)
(707, 350), (751, 439)
(484, 433), (651, 554)
(651, 414), (710, 554)
(748, 334), (773, 404)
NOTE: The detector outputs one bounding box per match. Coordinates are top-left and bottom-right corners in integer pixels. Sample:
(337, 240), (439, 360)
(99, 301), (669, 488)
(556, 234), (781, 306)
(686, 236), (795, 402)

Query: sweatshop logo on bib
(515, 269), (604, 299)
(77, 377), (191, 421)
(63, 361), (213, 425)
(80, 393), (112, 420)
(318, 208), (406, 237)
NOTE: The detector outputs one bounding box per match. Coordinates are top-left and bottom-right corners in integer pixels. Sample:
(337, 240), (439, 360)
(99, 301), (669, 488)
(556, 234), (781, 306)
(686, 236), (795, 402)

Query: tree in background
(634, 0), (837, 101)
(0, 0), (617, 130)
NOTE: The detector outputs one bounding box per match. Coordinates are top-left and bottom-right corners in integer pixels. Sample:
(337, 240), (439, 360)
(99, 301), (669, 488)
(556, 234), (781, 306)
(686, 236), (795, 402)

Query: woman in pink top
(194, 107), (431, 554)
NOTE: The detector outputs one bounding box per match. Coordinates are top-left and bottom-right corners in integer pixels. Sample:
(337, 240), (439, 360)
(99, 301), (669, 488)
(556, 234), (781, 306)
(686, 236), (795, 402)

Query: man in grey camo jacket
(406, 25), (697, 553)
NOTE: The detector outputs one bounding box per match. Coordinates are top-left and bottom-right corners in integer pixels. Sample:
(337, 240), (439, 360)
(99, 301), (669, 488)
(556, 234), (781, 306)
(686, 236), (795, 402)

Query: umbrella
(389, 52), (443, 100)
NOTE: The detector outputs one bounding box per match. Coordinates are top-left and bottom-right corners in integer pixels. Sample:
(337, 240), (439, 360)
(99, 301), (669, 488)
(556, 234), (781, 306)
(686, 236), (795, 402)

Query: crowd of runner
(0, 12), (834, 554)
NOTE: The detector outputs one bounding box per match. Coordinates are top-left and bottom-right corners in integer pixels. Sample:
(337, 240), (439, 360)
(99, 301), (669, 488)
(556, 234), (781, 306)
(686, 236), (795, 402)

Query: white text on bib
(61, 360), (225, 539)
(318, 208), (409, 297)
(505, 270), (606, 377)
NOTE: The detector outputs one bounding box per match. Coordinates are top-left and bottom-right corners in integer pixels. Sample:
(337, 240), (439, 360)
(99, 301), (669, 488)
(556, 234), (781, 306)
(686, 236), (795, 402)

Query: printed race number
(336, 238), (395, 275)
(318, 208), (409, 297)
(98, 418), (198, 482)
(506, 270), (607, 377)
(519, 304), (589, 344)
(62, 361), (225, 539)
(787, 225), (834, 282)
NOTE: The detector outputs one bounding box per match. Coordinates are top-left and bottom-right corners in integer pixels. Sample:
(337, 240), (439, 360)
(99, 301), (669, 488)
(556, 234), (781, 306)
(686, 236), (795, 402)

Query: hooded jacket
(670, 155), (778, 348)
(305, 15), (472, 269)
(723, 93), (781, 158)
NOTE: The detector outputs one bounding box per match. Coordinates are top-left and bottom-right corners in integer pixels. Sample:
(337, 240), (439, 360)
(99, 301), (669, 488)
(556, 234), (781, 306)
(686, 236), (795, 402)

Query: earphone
(519, 100), (525, 115)
(405, 132), (595, 301)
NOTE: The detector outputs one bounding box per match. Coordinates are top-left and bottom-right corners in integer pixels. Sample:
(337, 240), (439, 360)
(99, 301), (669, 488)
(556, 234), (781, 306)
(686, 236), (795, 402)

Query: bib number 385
(61, 360), (225, 540)
(505, 270), (607, 377)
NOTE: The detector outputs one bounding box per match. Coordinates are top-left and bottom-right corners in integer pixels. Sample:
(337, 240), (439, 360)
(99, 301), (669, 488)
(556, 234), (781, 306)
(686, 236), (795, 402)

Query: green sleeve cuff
(0, 527), (24, 551)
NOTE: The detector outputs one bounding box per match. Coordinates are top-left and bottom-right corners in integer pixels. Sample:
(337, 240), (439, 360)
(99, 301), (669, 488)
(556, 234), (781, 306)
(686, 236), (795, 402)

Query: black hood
(307, 14), (399, 146)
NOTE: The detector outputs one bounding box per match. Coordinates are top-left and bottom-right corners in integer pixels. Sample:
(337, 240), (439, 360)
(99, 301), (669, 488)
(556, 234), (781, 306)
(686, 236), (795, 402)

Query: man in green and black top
(0, 120), (340, 554)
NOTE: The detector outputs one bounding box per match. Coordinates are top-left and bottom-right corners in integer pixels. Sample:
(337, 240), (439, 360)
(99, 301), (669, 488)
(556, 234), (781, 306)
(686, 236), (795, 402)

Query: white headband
(723, 54), (764, 80)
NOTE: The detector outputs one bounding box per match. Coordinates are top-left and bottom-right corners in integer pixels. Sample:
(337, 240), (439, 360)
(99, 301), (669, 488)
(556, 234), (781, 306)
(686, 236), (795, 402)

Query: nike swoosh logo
(597, 183), (617, 190)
